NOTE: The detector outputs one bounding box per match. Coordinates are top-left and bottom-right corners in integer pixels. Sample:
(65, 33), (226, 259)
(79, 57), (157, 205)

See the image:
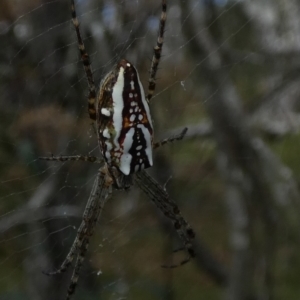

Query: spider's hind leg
(161, 244), (195, 269)
(135, 170), (196, 268)
(66, 167), (112, 299)
(161, 221), (195, 268)
(43, 220), (89, 276)
(43, 172), (103, 277)
(66, 238), (89, 300)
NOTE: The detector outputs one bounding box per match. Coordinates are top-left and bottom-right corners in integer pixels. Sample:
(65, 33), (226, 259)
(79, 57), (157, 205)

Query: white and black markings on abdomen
(99, 59), (153, 176)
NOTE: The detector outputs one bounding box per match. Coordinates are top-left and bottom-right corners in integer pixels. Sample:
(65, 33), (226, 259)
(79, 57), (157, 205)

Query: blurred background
(1, 0), (300, 299)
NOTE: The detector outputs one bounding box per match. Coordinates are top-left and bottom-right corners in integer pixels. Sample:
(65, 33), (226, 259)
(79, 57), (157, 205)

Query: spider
(40, 0), (195, 299)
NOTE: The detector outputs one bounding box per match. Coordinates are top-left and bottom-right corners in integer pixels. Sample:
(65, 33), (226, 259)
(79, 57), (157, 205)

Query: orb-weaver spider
(41, 0), (195, 299)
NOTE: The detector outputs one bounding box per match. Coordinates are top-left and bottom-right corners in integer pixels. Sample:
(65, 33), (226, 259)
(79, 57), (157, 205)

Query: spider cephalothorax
(97, 59), (153, 189)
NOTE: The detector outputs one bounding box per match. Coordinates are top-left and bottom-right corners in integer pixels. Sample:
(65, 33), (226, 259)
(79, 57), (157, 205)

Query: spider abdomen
(97, 59), (153, 176)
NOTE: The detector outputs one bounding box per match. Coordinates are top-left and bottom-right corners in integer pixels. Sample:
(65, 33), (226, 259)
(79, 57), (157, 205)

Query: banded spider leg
(135, 170), (196, 268)
(39, 127), (188, 163)
(40, 127), (194, 271)
(43, 166), (112, 300)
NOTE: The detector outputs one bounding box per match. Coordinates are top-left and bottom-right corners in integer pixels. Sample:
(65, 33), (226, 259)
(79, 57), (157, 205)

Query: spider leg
(65, 166), (112, 299)
(134, 170), (195, 268)
(39, 155), (102, 164)
(71, 0), (97, 121)
(66, 238), (89, 300)
(153, 127), (188, 149)
(44, 221), (90, 276)
(43, 174), (102, 276)
(146, 0), (167, 103)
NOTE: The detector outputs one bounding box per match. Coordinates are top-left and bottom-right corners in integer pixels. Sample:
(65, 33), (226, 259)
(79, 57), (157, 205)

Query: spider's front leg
(39, 155), (102, 164)
(135, 170), (196, 268)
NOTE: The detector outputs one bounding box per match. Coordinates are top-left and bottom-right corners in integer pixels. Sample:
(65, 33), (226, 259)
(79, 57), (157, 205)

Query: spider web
(1, 0), (300, 300)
